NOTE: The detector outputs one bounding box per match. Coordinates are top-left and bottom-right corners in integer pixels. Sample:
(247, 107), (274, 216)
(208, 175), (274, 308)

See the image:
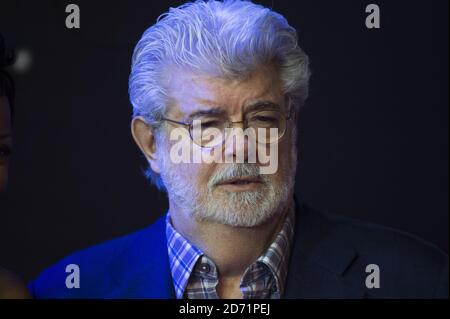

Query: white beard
(158, 130), (297, 227)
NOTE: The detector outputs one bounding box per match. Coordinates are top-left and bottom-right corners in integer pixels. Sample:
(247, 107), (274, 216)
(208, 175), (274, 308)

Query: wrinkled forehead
(164, 64), (285, 119)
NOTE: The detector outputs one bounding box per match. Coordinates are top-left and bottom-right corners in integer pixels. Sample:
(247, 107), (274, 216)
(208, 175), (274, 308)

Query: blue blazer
(29, 201), (448, 298)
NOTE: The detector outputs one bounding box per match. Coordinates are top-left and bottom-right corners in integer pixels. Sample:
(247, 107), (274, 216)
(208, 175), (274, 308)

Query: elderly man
(30, 0), (448, 299)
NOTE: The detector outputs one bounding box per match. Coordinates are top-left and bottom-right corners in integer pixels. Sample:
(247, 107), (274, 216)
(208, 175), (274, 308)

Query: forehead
(165, 63), (284, 118)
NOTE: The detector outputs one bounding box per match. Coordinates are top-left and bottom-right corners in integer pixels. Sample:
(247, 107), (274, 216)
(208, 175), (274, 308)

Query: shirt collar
(165, 213), (202, 299)
(165, 201), (295, 299)
(253, 201), (295, 295)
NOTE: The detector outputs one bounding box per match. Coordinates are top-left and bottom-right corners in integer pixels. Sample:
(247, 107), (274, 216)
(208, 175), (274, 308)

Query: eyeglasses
(159, 107), (293, 148)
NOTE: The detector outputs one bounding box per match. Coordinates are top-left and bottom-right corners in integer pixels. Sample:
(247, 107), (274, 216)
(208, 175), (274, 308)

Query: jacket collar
(284, 197), (366, 298)
(108, 215), (176, 298)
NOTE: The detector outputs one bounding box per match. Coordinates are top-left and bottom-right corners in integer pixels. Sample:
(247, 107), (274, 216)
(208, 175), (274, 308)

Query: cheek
(194, 162), (217, 189)
(172, 161), (213, 189)
(171, 139), (219, 187)
(180, 162), (218, 197)
(267, 134), (290, 160)
(269, 131), (296, 178)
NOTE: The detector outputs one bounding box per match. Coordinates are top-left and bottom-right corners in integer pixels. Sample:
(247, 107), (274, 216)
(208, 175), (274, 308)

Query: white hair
(129, 0), (310, 189)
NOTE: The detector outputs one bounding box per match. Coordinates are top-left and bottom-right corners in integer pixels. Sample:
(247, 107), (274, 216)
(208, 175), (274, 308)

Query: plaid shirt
(166, 202), (295, 299)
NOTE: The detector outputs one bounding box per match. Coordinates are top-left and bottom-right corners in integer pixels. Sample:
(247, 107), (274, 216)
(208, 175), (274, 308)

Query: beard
(158, 132), (297, 227)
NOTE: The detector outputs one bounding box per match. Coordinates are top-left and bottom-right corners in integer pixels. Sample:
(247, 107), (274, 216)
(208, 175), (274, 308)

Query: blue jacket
(29, 201), (448, 298)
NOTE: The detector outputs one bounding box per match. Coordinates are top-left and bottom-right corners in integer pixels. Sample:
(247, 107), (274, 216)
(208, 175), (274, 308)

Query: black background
(0, 0), (448, 282)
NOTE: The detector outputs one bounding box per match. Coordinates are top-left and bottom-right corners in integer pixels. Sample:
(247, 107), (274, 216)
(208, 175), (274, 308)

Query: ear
(131, 117), (161, 175)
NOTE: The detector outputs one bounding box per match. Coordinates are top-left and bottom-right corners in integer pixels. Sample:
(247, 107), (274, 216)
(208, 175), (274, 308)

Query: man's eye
(256, 116), (275, 121)
(201, 120), (222, 128)
(251, 116), (278, 123)
(0, 145), (12, 158)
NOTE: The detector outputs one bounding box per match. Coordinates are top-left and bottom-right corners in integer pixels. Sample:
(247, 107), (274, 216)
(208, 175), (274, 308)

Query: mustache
(208, 163), (265, 187)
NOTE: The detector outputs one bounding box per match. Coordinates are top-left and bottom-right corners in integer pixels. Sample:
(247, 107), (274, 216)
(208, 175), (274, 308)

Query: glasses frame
(158, 105), (294, 148)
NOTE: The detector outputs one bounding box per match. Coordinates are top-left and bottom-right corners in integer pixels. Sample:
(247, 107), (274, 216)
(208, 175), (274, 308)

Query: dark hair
(0, 33), (15, 120)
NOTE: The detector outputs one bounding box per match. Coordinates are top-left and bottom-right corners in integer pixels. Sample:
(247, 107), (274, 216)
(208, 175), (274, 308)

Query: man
(29, 0), (448, 298)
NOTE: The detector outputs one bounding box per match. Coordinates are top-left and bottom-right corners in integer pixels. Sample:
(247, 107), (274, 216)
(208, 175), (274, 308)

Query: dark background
(0, 0), (448, 282)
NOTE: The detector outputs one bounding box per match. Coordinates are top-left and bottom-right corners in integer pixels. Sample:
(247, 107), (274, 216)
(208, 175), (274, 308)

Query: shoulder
(29, 214), (167, 298)
(299, 204), (448, 298)
(325, 209), (447, 269)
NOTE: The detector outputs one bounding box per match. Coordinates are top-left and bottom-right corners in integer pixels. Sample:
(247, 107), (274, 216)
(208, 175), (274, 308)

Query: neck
(169, 198), (292, 278)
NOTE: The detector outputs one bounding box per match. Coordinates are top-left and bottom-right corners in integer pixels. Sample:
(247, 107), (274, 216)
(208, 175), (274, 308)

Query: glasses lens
(247, 110), (286, 144)
(189, 111), (287, 147)
(190, 117), (227, 148)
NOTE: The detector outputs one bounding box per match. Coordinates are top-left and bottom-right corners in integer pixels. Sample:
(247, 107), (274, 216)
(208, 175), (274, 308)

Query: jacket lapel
(284, 199), (367, 298)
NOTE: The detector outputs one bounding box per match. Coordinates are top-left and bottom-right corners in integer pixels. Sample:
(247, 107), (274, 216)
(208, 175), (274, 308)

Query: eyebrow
(186, 101), (282, 121)
(186, 107), (227, 121)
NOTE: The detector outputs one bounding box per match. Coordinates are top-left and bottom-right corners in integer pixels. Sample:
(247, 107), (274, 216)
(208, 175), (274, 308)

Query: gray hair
(129, 0), (310, 189)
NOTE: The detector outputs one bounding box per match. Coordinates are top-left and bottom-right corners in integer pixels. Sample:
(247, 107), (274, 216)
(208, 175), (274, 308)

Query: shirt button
(199, 263), (210, 273)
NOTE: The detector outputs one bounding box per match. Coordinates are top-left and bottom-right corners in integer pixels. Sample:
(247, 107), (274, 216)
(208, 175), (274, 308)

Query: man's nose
(222, 122), (251, 163)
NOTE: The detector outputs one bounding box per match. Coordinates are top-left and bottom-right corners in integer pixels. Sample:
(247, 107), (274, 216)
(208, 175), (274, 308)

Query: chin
(197, 199), (278, 228)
